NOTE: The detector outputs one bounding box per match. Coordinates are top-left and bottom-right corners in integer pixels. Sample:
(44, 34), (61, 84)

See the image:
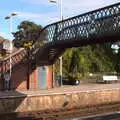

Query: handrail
(3, 48), (25, 61)
(36, 2), (120, 44)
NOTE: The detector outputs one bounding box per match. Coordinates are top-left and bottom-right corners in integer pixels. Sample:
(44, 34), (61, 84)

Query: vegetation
(55, 43), (120, 80)
(115, 48), (120, 74)
(13, 21), (43, 48)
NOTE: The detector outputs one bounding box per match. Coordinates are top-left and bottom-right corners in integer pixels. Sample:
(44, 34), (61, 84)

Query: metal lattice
(38, 2), (120, 45)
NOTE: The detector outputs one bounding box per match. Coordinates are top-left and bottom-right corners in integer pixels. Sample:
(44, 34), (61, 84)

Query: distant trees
(115, 47), (120, 74)
(55, 43), (118, 80)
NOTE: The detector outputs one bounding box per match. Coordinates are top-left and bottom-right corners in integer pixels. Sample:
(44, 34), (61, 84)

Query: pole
(9, 16), (13, 90)
(60, 0), (62, 20)
(49, 0), (63, 86)
(27, 48), (30, 90)
(4, 13), (17, 90)
(9, 17), (12, 80)
(1, 57), (5, 90)
(59, 0), (63, 86)
(60, 56), (62, 86)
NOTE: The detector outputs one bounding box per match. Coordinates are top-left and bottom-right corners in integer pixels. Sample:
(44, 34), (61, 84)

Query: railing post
(1, 49), (5, 91)
(27, 47), (30, 90)
(53, 24), (58, 42)
(1, 61), (5, 90)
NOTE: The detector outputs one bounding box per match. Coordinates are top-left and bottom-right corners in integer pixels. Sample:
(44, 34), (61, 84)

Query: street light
(4, 12), (17, 90)
(49, 0), (63, 20)
(49, 0), (63, 86)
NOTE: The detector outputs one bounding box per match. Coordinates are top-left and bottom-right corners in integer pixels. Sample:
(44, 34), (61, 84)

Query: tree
(56, 43), (117, 82)
(115, 48), (120, 74)
(13, 21), (43, 48)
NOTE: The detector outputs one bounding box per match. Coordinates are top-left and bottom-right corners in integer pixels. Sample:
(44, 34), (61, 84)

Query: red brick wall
(0, 63), (53, 91)
(11, 63), (28, 90)
(11, 63), (38, 90)
(47, 66), (53, 89)
(11, 65), (53, 90)
(29, 68), (37, 89)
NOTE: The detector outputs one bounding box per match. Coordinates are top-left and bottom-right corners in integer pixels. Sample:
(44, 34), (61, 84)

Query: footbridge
(1, 2), (120, 72)
(32, 2), (120, 65)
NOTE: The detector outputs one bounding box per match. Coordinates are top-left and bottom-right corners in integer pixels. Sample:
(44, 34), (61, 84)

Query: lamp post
(49, 0), (63, 86)
(49, 0), (63, 20)
(4, 12), (17, 90)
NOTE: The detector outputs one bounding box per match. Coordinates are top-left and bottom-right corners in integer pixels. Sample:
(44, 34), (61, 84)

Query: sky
(0, 0), (119, 40)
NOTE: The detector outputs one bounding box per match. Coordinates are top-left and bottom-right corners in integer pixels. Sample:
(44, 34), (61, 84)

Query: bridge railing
(37, 2), (120, 44)
(0, 49), (27, 73)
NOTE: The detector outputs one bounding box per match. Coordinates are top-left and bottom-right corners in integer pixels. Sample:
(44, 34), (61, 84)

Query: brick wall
(29, 68), (37, 89)
(11, 63), (28, 90)
(0, 62), (53, 91)
(11, 64), (53, 90)
(47, 66), (53, 89)
(0, 89), (120, 114)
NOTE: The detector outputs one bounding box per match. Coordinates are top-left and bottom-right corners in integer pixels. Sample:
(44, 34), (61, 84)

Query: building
(0, 38), (53, 91)
(0, 37), (10, 59)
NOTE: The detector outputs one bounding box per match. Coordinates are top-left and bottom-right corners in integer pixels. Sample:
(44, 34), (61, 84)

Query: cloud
(19, 0), (118, 25)
(17, 11), (60, 26)
(23, 0), (118, 6)
(21, 0), (53, 6)
(22, 0), (118, 11)
(62, 0), (118, 17)
(0, 32), (14, 40)
(0, 32), (8, 38)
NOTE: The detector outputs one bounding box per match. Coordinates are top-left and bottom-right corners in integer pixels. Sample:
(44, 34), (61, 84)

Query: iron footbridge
(0, 2), (120, 72)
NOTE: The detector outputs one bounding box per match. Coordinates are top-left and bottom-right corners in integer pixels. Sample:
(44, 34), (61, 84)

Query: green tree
(13, 21), (43, 48)
(57, 43), (117, 81)
(115, 48), (120, 74)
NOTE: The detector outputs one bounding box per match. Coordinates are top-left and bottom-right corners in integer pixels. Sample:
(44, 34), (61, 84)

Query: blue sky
(0, 0), (119, 40)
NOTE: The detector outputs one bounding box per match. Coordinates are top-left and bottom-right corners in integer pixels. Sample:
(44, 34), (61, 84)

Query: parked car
(56, 76), (80, 86)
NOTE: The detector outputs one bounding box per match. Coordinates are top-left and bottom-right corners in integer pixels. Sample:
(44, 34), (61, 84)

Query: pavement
(0, 82), (120, 98)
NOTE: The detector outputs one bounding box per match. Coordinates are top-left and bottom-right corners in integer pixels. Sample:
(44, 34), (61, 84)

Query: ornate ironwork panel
(37, 2), (120, 45)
